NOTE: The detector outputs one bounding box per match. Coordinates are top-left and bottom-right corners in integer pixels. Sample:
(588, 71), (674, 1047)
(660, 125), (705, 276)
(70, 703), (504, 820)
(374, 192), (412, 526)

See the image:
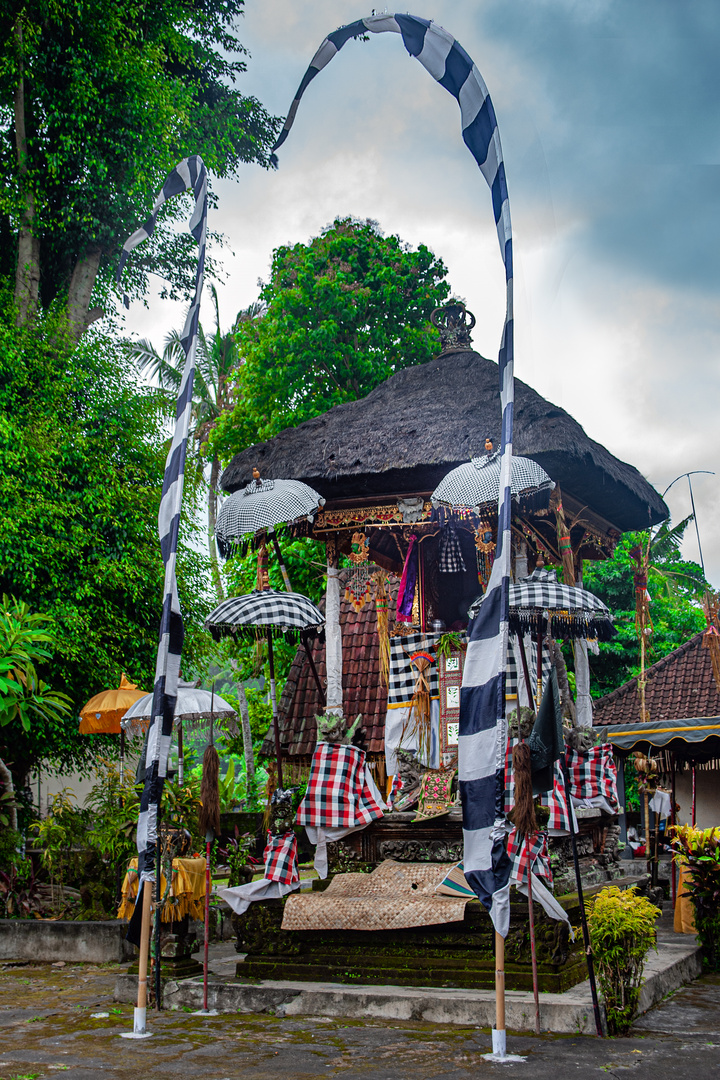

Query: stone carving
(378, 839), (463, 863)
(431, 302), (476, 352)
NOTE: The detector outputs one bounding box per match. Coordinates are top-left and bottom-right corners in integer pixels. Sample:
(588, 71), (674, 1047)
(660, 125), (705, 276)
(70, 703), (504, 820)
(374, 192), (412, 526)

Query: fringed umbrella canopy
(120, 679), (237, 737)
(432, 452), (555, 514)
(79, 674), (148, 734)
(205, 590), (325, 641)
(470, 568), (614, 640)
(216, 475), (324, 557)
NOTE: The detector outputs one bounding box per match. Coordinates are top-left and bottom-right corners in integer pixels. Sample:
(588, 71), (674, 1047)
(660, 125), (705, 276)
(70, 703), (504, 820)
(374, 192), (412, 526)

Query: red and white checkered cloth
(540, 760), (575, 833)
(566, 744), (618, 812)
(507, 827), (552, 886)
(296, 743), (385, 829)
(263, 830), (299, 885)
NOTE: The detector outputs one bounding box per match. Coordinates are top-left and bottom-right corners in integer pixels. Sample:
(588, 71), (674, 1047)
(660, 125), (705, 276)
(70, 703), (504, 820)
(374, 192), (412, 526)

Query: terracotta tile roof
(271, 570), (400, 757)
(593, 632), (720, 726)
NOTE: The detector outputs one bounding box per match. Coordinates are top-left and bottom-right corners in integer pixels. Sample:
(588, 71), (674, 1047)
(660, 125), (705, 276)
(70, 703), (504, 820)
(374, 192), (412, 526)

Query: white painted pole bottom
(120, 1006), (153, 1039)
(482, 1028), (527, 1064)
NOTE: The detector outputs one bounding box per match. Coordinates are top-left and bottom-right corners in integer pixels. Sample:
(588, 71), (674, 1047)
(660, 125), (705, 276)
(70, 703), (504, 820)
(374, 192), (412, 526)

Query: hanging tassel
(198, 745), (220, 838)
(374, 571), (391, 686)
(512, 741), (537, 839)
(401, 650), (433, 762)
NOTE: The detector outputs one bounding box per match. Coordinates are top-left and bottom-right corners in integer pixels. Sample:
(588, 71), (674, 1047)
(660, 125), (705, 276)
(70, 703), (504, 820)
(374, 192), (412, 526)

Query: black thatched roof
(221, 349), (666, 532)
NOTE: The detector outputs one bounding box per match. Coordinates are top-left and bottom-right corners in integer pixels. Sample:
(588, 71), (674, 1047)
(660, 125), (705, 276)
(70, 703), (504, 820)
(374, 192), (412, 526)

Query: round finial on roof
(431, 301), (476, 354)
(252, 467), (261, 480)
(485, 437), (494, 453)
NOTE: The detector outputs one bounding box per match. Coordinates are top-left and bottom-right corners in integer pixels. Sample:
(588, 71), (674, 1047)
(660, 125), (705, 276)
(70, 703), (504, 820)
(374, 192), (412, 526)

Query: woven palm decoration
(373, 571), (391, 686)
(400, 648), (435, 764)
(629, 542), (653, 722)
(345, 532), (372, 612)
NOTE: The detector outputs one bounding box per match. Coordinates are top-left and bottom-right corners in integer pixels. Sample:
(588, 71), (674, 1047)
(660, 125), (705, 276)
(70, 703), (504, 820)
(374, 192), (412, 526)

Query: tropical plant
(32, 789), (87, 905)
(581, 523), (709, 698)
(127, 291), (265, 599)
(2, 0), (278, 338)
(85, 759), (141, 871)
(0, 859), (42, 919)
(0, 595), (73, 732)
(671, 825), (720, 970)
(587, 885), (660, 1035)
(209, 216), (449, 458)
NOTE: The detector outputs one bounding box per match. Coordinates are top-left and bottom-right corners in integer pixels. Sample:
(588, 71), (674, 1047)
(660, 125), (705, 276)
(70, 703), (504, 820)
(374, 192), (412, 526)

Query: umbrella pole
(132, 879), (153, 1036)
(154, 820), (162, 1011)
(536, 630), (543, 710)
(525, 835), (541, 1035)
(302, 633), (326, 706)
(120, 729), (125, 786)
(267, 630), (283, 789)
(692, 762), (697, 825)
(671, 755), (677, 904)
(177, 723), (184, 785)
(270, 531), (293, 592)
(562, 759), (604, 1037)
(516, 634), (535, 711)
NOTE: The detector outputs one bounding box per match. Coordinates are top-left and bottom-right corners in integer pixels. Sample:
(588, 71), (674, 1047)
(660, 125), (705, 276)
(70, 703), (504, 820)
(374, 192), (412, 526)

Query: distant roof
(221, 348), (667, 534)
(267, 569), (398, 758)
(594, 632), (720, 727)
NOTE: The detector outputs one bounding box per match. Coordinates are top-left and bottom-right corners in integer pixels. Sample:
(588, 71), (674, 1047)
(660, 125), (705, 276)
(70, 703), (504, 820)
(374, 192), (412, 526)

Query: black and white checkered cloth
(205, 590), (325, 640)
(216, 478), (324, 555)
(387, 632), (443, 707)
(432, 453), (554, 510)
(117, 157), (207, 945)
(271, 11), (516, 937)
(512, 568), (611, 614)
(438, 524), (466, 573)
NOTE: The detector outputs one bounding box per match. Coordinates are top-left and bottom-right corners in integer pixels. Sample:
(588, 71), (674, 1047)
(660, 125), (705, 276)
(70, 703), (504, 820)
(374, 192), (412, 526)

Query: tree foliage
(1, 0), (279, 336)
(582, 523), (708, 698)
(210, 217), (450, 458)
(0, 299), (211, 787)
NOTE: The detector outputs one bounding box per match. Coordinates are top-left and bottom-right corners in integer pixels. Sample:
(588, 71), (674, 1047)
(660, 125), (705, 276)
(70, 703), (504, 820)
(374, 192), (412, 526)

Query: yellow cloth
(118, 856), (207, 923)
(674, 861), (696, 934)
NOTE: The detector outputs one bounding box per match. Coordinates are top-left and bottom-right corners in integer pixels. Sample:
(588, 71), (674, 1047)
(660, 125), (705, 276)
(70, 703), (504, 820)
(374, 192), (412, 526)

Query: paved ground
(1, 958), (719, 1080)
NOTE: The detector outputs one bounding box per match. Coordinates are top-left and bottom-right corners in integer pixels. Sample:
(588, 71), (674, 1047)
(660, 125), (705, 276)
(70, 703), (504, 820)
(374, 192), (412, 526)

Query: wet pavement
(1, 959), (719, 1079)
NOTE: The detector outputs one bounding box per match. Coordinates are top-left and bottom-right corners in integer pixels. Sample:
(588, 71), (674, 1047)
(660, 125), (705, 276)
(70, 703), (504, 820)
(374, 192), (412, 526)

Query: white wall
(674, 768), (720, 830)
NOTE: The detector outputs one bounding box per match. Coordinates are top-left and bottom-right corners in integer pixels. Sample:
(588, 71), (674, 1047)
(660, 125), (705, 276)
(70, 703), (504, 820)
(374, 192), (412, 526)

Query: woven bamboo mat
(281, 860), (469, 931)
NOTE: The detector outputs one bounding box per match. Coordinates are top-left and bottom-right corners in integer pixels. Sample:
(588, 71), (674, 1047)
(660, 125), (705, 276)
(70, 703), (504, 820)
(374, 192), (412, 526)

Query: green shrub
(672, 825), (720, 970)
(587, 885), (660, 1035)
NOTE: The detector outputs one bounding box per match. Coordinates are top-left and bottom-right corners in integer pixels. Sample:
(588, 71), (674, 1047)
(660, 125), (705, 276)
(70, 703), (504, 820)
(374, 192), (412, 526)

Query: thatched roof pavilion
(221, 332), (666, 536)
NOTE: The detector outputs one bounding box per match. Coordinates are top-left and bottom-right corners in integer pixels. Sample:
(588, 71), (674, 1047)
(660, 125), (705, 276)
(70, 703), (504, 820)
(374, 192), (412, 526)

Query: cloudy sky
(129, 0), (720, 583)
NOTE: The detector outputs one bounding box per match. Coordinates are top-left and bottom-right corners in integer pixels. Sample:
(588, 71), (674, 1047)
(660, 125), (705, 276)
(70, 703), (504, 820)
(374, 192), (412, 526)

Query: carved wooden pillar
(325, 535), (343, 716)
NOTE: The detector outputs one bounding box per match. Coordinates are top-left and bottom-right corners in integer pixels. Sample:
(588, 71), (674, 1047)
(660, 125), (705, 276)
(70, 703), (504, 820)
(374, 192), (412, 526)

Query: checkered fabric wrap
(438, 524), (466, 573)
(117, 158), (208, 941)
(433, 453), (553, 510)
(566, 744), (619, 812)
(506, 636), (552, 698)
(270, 11), (517, 937)
(387, 632), (443, 707)
(503, 737), (518, 814)
(263, 831), (300, 885)
(540, 760), (575, 833)
(205, 590), (324, 641)
(507, 827), (552, 886)
(296, 743), (385, 829)
(215, 478), (324, 554)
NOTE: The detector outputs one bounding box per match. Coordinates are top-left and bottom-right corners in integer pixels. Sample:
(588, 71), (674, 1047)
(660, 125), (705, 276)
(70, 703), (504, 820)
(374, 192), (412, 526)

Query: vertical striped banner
(117, 156), (208, 942)
(271, 14), (514, 936)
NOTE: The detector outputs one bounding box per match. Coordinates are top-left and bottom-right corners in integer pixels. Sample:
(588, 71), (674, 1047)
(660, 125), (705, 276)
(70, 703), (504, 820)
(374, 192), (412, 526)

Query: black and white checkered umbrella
(120, 679), (237, 735)
(215, 476), (324, 556)
(469, 568), (613, 640)
(206, 591), (325, 790)
(205, 590), (325, 641)
(432, 452), (554, 512)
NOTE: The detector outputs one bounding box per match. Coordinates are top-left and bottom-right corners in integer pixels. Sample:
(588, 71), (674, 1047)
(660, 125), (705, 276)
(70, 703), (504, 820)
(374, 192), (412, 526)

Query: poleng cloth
(296, 743), (385, 829)
(507, 827), (552, 887)
(566, 744), (619, 815)
(540, 760), (578, 835)
(263, 831), (299, 886)
(118, 856), (206, 922)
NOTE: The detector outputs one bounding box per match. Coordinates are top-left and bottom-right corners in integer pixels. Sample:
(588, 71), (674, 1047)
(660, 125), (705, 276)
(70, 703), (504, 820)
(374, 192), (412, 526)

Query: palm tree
(128, 289), (265, 600)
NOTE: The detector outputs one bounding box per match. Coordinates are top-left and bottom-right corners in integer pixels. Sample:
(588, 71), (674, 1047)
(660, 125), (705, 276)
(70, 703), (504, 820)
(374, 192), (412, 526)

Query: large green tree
(210, 217), (450, 458)
(0, 299), (211, 788)
(582, 522), (709, 698)
(1, 0), (278, 338)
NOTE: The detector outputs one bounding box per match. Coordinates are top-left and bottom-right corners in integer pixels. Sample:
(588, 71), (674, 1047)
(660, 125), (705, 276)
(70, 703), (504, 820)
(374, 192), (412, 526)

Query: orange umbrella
(79, 674), (147, 783)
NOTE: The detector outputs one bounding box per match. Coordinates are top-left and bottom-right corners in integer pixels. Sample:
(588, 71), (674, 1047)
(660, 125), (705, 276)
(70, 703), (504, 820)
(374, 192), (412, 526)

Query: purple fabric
(396, 535), (418, 621)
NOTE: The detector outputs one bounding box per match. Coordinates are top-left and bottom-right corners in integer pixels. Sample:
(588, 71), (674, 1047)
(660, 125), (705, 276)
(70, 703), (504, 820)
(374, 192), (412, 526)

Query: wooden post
(671, 757), (677, 904)
(120, 729), (126, 785)
(644, 789), (652, 878)
(494, 930), (506, 1057)
(302, 633), (326, 706)
(203, 836), (212, 1012)
(267, 629), (283, 789)
(177, 723), (184, 785)
(692, 763), (697, 825)
(270, 530), (293, 592)
(134, 881), (153, 1035)
(536, 631), (543, 710)
(525, 836), (541, 1035)
(154, 827), (162, 1011)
